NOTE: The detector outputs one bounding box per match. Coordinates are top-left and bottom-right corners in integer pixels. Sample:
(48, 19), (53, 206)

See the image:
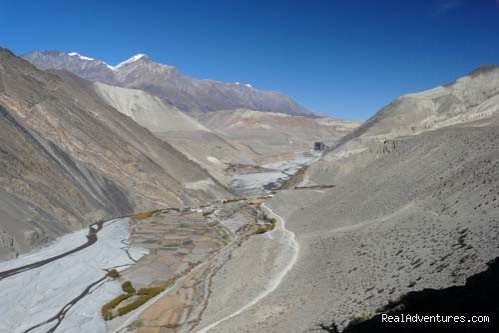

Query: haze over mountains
(23, 50), (315, 118)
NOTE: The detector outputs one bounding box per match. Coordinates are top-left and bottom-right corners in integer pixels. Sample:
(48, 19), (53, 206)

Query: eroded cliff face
(0, 48), (230, 259)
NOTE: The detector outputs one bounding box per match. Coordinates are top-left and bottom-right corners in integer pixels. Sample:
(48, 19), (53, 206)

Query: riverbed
(230, 152), (320, 196)
(0, 218), (147, 333)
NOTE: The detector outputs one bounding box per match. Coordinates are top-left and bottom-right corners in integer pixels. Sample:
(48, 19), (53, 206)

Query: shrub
(115, 286), (167, 317)
(136, 287), (164, 296)
(222, 198), (243, 204)
(117, 294), (154, 316)
(107, 269), (120, 279)
(132, 209), (162, 220)
(122, 281), (136, 294)
(252, 218), (277, 236)
(101, 276), (178, 319)
(254, 225), (270, 235)
(101, 292), (135, 320)
(269, 218), (277, 230)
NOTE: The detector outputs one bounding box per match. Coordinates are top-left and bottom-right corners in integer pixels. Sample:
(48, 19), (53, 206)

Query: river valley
(0, 152), (316, 333)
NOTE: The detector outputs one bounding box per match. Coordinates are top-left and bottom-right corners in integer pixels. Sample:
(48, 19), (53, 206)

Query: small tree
(122, 281), (136, 293)
(107, 269), (120, 279)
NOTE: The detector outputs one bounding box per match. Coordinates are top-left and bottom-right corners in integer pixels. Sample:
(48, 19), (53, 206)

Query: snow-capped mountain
(23, 50), (315, 117)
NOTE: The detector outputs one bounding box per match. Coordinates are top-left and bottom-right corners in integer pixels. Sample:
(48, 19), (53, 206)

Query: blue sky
(1, 0), (499, 120)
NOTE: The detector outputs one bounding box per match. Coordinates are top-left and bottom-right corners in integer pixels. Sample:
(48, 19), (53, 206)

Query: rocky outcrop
(364, 138), (404, 154)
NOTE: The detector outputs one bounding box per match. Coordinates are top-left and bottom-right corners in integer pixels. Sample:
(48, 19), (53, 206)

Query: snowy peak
(22, 49), (316, 117)
(66, 51), (117, 70)
(115, 54), (150, 68)
(68, 52), (95, 61)
(234, 82), (253, 88)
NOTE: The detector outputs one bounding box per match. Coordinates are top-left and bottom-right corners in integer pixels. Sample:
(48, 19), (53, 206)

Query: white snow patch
(115, 54), (148, 68)
(67, 52), (116, 70)
(68, 52), (95, 61)
(234, 82), (253, 88)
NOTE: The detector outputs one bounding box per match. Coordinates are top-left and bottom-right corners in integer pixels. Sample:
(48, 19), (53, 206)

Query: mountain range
(22, 49), (360, 176)
(23, 50), (315, 118)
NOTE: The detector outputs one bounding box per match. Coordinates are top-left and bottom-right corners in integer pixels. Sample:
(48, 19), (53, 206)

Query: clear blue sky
(1, 0), (499, 120)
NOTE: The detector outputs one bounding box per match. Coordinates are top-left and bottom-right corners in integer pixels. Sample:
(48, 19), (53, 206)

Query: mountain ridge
(23, 50), (316, 117)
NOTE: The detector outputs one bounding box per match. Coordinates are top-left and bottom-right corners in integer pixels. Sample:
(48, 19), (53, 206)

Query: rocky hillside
(249, 126), (499, 332)
(306, 64), (499, 184)
(93, 82), (209, 133)
(223, 65), (499, 332)
(331, 65), (499, 152)
(0, 48), (229, 259)
(93, 82), (257, 184)
(23, 50), (315, 117)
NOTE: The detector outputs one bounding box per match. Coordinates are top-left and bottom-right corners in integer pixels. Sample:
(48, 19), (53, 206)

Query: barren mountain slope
(94, 82), (208, 132)
(195, 67), (499, 332)
(199, 123), (499, 333)
(306, 65), (499, 184)
(23, 50), (314, 117)
(93, 82), (257, 184)
(202, 109), (361, 157)
(0, 48), (229, 259)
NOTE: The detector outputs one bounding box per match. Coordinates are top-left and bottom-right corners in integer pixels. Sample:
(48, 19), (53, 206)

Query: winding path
(197, 203), (299, 333)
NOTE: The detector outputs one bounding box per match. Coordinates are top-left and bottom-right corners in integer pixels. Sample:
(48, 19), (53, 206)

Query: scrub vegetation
(101, 278), (177, 320)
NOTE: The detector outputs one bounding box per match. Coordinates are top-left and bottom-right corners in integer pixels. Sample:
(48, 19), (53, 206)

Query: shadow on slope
(318, 257), (499, 333)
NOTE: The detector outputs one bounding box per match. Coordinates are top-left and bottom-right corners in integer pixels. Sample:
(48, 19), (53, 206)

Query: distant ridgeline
(318, 256), (499, 333)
